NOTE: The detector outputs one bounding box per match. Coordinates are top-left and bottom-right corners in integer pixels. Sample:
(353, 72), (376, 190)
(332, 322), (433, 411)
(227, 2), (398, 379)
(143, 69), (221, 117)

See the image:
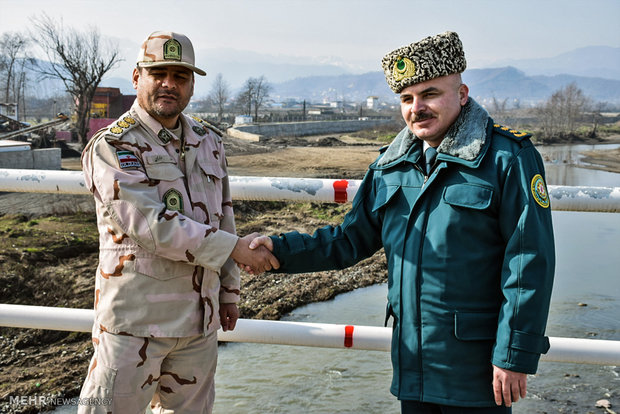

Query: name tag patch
(116, 150), (142, 169)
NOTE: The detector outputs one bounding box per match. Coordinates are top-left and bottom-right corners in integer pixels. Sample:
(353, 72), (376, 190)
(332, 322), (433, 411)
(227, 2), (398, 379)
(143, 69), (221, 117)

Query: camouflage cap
(381, 31), (466, 93)
(137, 31), (206, 76)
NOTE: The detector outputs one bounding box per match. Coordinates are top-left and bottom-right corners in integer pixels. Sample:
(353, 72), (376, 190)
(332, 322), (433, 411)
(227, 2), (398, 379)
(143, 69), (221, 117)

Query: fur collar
(378, 98), (489, 166)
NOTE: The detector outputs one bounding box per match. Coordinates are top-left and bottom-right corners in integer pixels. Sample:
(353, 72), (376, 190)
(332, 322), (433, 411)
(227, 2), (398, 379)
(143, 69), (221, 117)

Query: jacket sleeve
(270, 169), (384, 273)
(216, 143), (241, 304)
(492, 142), (555, 373)
(83, 134), (238, 272)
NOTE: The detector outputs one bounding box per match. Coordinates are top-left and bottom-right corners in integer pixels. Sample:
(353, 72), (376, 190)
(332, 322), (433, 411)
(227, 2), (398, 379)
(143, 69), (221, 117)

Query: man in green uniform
(248, 31), (555, 412)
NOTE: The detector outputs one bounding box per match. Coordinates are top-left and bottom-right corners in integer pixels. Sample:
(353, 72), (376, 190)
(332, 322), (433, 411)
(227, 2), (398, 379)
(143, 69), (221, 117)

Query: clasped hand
(230, 233), (278, 274)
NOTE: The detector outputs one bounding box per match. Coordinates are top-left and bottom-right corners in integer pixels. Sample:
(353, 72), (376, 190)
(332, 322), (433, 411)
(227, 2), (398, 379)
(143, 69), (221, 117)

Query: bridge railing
(1, 168), (619, 211)
(1, 304), (618, 366)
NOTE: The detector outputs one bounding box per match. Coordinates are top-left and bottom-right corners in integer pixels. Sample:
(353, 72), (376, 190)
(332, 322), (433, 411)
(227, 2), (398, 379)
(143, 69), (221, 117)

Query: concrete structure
(0, 147), (62, 170)
(227, 118), (392, 142)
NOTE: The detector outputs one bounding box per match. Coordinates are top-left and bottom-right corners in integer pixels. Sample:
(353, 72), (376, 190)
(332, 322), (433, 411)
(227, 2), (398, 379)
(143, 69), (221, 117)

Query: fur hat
(381, 31), (466, 93)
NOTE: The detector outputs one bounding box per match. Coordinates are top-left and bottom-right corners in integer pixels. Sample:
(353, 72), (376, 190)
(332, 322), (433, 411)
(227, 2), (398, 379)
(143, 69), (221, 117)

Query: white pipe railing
(0, 304), (618, 366)
(0, 168), (619, 212)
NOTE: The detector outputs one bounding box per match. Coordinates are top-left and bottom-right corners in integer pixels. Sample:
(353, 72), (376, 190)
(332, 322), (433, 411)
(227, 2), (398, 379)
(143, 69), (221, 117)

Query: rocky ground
(0, 128), (619, 412)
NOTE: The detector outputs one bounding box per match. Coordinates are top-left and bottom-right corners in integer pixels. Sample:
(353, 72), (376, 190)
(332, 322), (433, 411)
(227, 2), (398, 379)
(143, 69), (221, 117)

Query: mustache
(156, 89), (180, 99)
(413, 112), (433, 122)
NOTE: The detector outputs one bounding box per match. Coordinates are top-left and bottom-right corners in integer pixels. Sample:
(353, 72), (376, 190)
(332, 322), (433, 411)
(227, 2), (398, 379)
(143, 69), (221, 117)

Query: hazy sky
(1, 0), (619, 79)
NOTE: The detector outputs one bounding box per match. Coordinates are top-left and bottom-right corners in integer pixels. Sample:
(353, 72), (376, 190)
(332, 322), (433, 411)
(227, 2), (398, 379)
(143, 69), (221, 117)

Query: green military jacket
(270, 98), (555, 406)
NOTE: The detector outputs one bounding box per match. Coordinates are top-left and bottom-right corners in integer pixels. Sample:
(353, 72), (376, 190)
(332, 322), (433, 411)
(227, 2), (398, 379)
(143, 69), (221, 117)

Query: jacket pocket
(135, 255), (195, 281)
(198, 160), (226, 180)
(371, 184), (400, 213)
(144, 158), (184, 181)
(443, 183), (493, 210)
(454, 311), (498, 341)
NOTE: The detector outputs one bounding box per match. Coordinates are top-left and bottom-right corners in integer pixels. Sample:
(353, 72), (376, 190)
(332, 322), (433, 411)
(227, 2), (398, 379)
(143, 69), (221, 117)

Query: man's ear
(459, 83), (469, 106)
(132, 67), (140, 90)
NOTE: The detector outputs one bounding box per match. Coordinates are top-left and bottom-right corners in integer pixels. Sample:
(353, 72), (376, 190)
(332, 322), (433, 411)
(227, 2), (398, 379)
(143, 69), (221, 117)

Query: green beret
(381, 31), (467, 93)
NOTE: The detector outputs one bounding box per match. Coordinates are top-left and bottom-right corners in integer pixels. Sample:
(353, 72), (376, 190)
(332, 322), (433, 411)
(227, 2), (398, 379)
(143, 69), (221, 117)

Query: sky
(1, 0), (619, 89)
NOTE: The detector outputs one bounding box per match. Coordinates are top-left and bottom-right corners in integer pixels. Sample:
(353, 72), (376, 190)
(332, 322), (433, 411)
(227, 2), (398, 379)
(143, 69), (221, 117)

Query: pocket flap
(371, 185), (400, 213)
(144, 163), (184, 181)
(199, 161), (226, 179)
(510, 330), (550, 354)
(454, 311), (498, 340)
(443, 184), (493, 210)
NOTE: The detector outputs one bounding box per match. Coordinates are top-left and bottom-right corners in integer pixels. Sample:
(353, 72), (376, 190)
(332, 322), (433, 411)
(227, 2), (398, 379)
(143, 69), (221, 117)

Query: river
(213, 143), (620, 414)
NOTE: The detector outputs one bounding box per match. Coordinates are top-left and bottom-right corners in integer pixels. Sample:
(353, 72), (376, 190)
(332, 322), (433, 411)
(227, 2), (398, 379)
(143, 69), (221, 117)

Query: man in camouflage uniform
(79, 31), (278, 413)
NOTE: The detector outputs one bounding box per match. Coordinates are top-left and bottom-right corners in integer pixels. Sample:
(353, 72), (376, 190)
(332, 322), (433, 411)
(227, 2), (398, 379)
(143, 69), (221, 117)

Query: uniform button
(175, 149), (180, 153)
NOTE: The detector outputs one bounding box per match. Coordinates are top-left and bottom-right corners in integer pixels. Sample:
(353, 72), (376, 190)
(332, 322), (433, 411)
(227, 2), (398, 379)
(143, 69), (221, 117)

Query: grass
(0, 213), (98, 254)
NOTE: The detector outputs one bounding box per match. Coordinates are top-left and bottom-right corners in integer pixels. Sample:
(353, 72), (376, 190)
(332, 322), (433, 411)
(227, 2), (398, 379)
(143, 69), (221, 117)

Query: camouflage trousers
(77, 328), (217, 413)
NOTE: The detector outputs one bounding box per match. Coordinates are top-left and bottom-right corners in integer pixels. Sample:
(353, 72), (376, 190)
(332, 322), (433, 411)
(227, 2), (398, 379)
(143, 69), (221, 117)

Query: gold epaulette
(493, 123), (530, 140)
(106, 114), (140, 138)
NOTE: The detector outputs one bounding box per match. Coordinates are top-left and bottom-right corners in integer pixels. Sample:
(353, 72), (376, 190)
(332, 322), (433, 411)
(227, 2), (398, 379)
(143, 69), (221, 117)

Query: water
(537, 143), (620, 187)
(215, 284), (397, 414)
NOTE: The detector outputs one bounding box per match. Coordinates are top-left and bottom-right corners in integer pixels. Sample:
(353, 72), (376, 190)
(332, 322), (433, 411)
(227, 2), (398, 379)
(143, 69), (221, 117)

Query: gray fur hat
(381, 31), (466, 93)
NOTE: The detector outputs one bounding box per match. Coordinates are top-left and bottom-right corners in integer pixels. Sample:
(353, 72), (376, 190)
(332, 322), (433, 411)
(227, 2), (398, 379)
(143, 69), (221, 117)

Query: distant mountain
(18, 46), (620, 105)
(271, 67), (620, 105)
(488, 46), (620, 81)
(271, 72), (390, 103)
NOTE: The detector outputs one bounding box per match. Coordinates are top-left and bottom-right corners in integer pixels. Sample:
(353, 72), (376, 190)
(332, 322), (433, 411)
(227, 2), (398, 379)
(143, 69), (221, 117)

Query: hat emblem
(393, 57), (415, 82)
(163, 39), (182, 61)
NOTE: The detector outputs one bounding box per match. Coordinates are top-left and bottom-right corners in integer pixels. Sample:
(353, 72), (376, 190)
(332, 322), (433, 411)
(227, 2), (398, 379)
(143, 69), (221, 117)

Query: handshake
(230, 233), (279, 274)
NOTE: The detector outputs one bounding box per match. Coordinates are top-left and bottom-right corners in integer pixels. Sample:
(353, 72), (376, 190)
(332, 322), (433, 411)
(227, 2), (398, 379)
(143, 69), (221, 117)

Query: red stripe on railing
(333, 180), (349, 203)
(344, 325), (354, 348)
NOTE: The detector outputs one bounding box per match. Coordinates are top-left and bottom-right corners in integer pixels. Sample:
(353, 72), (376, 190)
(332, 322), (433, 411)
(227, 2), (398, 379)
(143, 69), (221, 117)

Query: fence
(1, 167), (619, 366)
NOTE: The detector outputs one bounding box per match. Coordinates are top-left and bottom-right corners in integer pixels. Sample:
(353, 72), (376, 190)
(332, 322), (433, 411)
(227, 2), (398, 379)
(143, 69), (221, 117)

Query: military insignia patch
(116, 150), (141, 169)
(163, 188), (184, 213)
(117, 120), (130, 128)
(123, 116), (136, 125)
(393, 57), (415, 82)
(192, 125), (207, 136)
(531, 174), (550, 208)
(163, 39), (182, 61)
(158, 129), (172, 144)
(110, 126), (123, 135)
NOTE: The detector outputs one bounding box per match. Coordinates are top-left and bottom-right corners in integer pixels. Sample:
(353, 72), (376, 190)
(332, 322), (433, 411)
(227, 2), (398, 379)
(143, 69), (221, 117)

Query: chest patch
(163, 188), (184, 213)
(116, 150), (142, 169)
(531, 174), (550, 208)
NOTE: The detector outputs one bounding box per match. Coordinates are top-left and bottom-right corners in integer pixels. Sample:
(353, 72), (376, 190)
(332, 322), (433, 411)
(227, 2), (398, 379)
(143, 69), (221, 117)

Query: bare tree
(538, 82), (590, 142)
(236, 77), (255, 116)
(30, 14), (122, 146)
(236, 76), (272, 121)
(0, 32), (33, 119)
(251, 75), (272, 120)
(208, 73), (229, 123)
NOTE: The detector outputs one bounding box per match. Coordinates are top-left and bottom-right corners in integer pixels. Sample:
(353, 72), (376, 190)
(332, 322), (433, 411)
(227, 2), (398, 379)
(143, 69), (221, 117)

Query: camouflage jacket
(82, 101), (240, 337)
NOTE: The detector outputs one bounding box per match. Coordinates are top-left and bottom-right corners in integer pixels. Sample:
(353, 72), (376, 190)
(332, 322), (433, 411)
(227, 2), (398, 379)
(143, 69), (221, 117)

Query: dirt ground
(0, 130), (619, 412)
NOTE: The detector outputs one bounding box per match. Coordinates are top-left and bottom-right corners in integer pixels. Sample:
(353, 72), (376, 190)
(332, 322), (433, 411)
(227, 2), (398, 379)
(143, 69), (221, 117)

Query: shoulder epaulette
(493, 123), (531, 141)
(190, 116), (224, 137)
(105, 113), (140, 138)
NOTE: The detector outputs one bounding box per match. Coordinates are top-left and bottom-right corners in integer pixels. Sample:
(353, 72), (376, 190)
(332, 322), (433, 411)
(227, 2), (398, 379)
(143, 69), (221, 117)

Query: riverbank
(0, 131), (619, 412)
